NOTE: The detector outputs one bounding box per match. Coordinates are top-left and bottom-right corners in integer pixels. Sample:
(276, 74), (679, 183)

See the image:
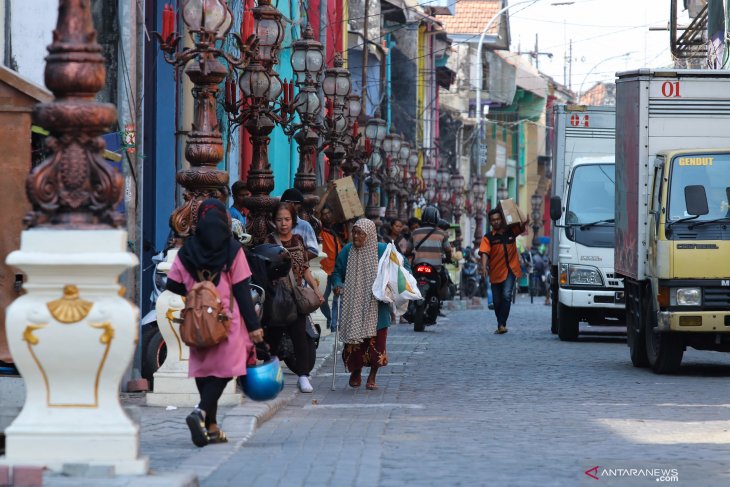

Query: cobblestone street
(200, 295), (730, 487)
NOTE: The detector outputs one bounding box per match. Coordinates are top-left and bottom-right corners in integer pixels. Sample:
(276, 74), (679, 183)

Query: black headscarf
(177, 199), (239, 284)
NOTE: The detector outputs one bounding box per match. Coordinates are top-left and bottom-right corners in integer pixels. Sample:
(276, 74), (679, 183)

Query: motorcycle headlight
(568, 265), (603, 286)
(674, 288), (701, 306)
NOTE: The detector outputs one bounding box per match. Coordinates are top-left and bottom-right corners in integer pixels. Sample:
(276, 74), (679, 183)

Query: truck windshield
(668, 154), (730, 222)
(565, 164), (615, 225)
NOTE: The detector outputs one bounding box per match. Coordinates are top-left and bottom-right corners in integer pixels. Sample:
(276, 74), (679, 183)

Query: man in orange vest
(479, 207), (526, 334)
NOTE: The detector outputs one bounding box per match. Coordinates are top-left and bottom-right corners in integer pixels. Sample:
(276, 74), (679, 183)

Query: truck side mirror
(685, 185), (709, 216)
(550, 196), (562, 221)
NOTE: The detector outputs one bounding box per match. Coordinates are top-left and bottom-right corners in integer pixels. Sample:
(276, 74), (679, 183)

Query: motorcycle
(408, 262), (442, 332)
(460, 247), (479, 299)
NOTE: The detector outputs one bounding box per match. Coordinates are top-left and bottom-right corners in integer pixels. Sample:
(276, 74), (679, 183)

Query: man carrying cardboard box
(478, 203), (527, 334)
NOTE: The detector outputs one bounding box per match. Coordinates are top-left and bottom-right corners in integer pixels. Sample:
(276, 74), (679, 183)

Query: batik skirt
(342, 328), (388, 372)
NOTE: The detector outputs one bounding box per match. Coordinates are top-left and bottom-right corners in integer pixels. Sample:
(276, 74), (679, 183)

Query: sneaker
(297, 376), (314, 393)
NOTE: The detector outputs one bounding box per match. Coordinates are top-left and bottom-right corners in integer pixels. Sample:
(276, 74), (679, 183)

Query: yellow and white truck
(615, 69), (730, 373)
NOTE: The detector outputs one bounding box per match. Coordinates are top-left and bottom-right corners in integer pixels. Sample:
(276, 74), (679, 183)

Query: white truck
(616, 69), (730, 373)
(549, 105), (625, 341)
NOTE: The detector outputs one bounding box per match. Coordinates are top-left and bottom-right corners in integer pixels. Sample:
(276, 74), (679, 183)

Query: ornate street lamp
(381, 131), (402, 220)
(497, 183), (509, 201)
(405, 149), (420, 217)
(341, 93), (363, 176)
(321, 54), (352, 181)
(285, 25), (325, 218)
(224, 0), (290, 243)
(155, 0), (256, 239)
(450, 171), (466, 249)
(531, 191), (543, 242)
(472, 176), (486, 248)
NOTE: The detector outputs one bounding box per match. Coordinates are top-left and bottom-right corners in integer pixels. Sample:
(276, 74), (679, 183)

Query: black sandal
(186, 410), (209, 447)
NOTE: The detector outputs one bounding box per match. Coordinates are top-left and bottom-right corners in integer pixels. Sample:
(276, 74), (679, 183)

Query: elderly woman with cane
(332, 218), (392, 390)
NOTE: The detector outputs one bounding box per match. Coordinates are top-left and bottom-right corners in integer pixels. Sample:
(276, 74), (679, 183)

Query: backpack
(179, 270), (233, 348)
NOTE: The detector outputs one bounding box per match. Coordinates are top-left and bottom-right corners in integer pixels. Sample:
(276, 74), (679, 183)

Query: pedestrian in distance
(265, 202), (324, 393)
(166, 199), (264, 447)
(479, 207), (527, 334)
(332, 218), (391, 390)
(280, 187), (319, 261)
(229, 180), (250, 226)
(318, 203), (345, 330)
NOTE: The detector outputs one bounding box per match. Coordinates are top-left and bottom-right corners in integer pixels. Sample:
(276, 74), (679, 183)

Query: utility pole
(568, 39), (573, 90)
(517, 34), (552, 71)
(362, 0), (369, 114)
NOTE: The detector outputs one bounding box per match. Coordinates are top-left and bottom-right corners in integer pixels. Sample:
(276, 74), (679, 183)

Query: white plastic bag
(373, 243), (422, 316)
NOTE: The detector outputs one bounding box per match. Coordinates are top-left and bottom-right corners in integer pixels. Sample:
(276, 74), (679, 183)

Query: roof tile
(437, 0), (502, 36)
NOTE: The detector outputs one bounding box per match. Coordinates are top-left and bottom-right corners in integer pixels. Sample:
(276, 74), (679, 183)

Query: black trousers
(195, 376), (231, 428)
(265, 315), (310, 376)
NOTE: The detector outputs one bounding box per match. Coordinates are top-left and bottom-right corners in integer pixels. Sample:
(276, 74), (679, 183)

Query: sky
(507, 0), (692, 94)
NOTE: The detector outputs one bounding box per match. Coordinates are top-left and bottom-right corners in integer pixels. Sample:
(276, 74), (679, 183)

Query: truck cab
(628, 149), (730, 372)
(551, 157), (625, 340)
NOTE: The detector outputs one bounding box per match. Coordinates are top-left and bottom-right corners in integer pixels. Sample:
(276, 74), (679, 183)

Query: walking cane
(331, 296), (340, 391)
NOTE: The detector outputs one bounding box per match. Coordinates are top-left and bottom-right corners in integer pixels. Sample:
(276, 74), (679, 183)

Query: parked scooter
(460, 247), (479, 299)
(140, 250), (168, 383)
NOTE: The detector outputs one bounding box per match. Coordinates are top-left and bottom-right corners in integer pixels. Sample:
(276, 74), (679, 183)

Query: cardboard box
(326, 176), (364, 223)
(499, 198), (527, 227)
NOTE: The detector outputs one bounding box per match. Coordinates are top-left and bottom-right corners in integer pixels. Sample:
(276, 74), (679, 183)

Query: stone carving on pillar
(1, 0), (147, 474)
(25, 0), (123, 229)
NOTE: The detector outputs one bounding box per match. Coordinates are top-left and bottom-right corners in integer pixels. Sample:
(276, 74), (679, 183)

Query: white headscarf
(339, 218), (380, 344)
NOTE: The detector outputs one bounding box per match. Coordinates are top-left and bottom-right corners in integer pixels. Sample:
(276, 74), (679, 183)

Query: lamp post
(322, 54), (352, 182)
(406, 149), (420, 218)
(382, 131), (402, 220)
(156, 0), (256, 240)
(287, 25), (325, 218)
(364, 115), (387, 226)
(450, 171), (466, 249)
(3, 0), (146, 473)
(422, 159), (438, 205)
(151, 0), (258, 407)
(497, 184), (509, 201)
(472, 176), (486, 248)
(341, 93), (363, 176)
(225, 0), (290, 244)
(530, 191), (543, 243)
(397, 141), (411, 220)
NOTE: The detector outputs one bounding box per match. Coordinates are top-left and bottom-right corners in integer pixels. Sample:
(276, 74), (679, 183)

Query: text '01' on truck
(549, 105), (625, 342)
(616, 69), (730, 374)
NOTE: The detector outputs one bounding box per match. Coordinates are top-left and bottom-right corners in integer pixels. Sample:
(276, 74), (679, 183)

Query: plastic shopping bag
(373, 243), (422, 316)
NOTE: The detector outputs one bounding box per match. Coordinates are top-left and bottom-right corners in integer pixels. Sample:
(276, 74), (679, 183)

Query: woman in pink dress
(166, 199), (264, 447)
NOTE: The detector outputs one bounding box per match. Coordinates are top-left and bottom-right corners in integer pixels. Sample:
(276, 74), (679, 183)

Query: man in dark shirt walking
(479, 207), (526, 334)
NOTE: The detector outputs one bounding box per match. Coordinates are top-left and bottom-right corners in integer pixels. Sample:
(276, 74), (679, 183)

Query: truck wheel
(557, 303), (579, 341)
(645, 301), (684, 374)
(414, 302), (426, 332)
(627, 298), (649, 368)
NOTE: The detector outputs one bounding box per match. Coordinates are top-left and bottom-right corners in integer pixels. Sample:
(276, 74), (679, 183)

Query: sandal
(186, 410), (209, 447)
(207, 429), (228, 444)
(365, 380), (378, 390)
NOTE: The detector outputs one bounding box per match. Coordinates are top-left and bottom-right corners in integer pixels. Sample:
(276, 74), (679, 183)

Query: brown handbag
(179, 270), (233, 348)
(288, 270), (321, 315)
